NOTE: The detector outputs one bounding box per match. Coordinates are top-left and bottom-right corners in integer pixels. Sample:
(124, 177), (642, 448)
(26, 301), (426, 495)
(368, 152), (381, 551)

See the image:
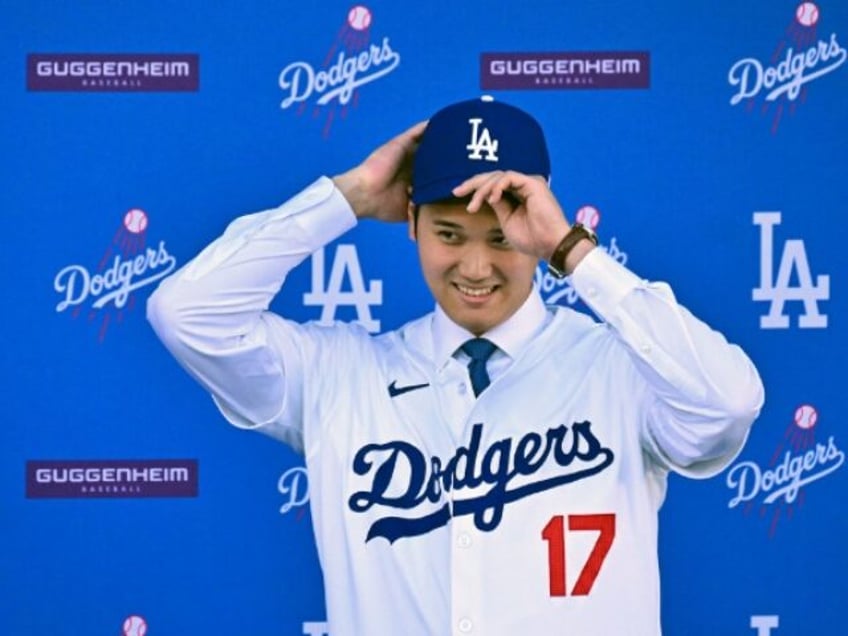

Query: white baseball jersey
(148, 177), (764, 636)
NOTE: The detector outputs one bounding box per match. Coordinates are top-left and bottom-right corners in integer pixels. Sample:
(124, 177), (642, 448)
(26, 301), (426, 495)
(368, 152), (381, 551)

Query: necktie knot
(460, 338), (497, 396)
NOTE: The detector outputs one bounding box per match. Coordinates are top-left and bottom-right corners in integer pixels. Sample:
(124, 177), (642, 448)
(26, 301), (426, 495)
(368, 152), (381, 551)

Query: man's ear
(407, 202), (417, 241)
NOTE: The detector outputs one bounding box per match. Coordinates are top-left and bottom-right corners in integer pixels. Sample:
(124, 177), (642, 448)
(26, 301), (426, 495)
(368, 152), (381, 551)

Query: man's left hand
(453, 171), (570, 262)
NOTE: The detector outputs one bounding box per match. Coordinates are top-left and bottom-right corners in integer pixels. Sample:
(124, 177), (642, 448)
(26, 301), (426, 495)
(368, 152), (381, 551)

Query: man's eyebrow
(431, 219), (465, 229)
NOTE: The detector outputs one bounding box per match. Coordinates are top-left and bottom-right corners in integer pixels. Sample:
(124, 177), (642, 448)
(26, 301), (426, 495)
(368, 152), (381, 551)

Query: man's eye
(437, 230), (460, 243)
(491, 235), (510, 248)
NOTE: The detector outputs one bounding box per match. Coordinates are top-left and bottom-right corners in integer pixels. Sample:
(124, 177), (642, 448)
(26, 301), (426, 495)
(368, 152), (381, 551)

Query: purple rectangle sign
(27, 53), (199, 92)
(481, 51), (650, 90)
(26, 459), (199, 498)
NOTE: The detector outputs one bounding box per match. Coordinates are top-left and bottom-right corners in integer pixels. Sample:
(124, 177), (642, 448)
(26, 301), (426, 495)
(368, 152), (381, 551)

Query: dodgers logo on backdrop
(727, 2), (846, 133)
(536, 206), (628, 307)
(53, 208), (177, 341)
(752, 211), (829, 329)
(303, 244), (383, 332)
(278, 5), (401, 137)
(122, 615), (148, 636)
(278, 466), (310, 517)
(726, 404), (844, 537)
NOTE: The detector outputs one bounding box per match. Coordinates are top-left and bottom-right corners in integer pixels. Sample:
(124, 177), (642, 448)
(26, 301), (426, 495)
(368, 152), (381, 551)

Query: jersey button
(458, 383), (467, 395)
(458, 618), (473, 633)
(457, 532), (472, 548)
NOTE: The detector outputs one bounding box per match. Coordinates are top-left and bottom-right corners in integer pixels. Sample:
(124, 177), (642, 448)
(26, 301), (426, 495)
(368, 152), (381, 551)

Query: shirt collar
(432, 286), (548, 369)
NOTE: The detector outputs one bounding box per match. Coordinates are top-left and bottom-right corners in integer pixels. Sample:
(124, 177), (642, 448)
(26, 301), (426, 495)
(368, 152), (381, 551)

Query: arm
(455, 171), (765, 475)
(146, 122), (426, 449)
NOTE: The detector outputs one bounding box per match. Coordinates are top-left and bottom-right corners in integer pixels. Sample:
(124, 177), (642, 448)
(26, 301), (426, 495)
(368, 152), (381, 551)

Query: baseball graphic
(794, 404), (818, 430)
(347, 5), (372, 30)
(122, 615), (148, 636)
(795, 2), (819, 27)
(123, 208), (148, 234)
(575, 205), (601, 231)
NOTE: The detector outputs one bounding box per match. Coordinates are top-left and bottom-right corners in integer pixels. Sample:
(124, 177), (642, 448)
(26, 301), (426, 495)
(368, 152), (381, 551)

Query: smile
(455, 283), (497, 297)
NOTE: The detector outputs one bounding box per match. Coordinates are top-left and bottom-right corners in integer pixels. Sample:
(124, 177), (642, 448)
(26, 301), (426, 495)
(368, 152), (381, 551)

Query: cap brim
(411, 175), (468, 205)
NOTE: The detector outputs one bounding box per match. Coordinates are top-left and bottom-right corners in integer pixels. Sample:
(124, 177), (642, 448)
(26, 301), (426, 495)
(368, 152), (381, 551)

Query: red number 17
(541, 513), (616, 597)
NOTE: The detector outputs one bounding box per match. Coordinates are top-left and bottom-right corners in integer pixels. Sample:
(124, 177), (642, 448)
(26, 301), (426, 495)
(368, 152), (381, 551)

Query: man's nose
(458, 242), (493, 280)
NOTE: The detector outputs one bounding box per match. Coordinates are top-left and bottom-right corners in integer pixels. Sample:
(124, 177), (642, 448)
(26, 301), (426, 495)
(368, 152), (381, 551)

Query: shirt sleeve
(146, 176), (357, 453)
(568, 248), (765, 477)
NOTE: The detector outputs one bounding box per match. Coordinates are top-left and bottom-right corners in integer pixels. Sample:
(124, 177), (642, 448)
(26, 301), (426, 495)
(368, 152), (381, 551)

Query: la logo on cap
(467, 118), (499, 162)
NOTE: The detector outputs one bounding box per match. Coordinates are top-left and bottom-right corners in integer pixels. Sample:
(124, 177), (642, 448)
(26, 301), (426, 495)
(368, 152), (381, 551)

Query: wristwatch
(546, 223), (598, 278)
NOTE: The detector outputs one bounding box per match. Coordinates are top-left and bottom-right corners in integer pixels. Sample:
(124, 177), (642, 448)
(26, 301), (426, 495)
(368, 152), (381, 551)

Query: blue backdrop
(3, 1), (845, 634)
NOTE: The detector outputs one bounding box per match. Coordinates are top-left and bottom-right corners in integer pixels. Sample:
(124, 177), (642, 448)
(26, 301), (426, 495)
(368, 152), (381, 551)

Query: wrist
(562, 238), (596, 275)
(332, 171), (370, 219)
(546, 223), (598, 278)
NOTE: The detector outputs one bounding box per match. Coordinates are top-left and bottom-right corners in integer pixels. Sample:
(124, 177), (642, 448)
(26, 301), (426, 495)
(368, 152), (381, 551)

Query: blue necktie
(460, 338), (497, 397)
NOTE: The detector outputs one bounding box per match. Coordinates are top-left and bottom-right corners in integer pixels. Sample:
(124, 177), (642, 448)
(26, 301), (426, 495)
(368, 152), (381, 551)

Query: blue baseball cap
(411, 96), (551, 205)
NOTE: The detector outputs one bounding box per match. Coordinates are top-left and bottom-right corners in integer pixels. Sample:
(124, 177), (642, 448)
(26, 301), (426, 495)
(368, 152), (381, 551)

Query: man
(148, 97), (764, 635)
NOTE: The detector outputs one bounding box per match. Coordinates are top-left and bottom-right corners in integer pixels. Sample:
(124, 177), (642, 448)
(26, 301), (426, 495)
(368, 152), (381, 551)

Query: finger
(486, 172), (512, 206)
(452, 171), (501, 198)
(466, 173), (505, 212)
(395, 120), (430, 180)
(487, 193), (515, 225)
(399, 120), (428, 146)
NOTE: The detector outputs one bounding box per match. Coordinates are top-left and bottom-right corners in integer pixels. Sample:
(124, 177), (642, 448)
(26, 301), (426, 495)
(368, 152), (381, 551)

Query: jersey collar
(432, 286), (549, 370)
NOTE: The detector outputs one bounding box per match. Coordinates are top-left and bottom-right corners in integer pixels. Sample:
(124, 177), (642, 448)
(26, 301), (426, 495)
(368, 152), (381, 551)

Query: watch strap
(546, 223), (598, 278)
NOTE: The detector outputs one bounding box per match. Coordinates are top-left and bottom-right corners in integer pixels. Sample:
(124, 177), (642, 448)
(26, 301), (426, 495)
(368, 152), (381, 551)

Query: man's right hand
(332, 120), (427, 222)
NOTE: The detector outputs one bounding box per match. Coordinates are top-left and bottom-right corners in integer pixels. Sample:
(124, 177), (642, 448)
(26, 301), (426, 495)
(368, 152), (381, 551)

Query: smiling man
(148, 97), (764, 635)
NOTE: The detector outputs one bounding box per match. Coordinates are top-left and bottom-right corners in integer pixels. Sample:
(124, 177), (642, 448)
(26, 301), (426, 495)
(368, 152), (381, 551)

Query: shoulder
(543, 303), (630, 361)
(261, 311), (434, 361)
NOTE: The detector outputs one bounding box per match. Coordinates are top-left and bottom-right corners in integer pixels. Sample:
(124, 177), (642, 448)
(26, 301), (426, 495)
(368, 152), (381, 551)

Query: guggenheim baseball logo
(278, 5), (401, 137)
(481, 51), (649, 90)
(726, 404), (843, 536)
(26, 459), (198, 499)
(27, 53), (199, 92)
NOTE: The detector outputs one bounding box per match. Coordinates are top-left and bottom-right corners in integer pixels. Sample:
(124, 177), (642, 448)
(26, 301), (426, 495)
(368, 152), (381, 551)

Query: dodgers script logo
(752, 211), (829, 329)
(303, 244), (383, 333)
(728, 3), (846, 132)
(278, 5), (401, 137)
(348, 421), (614, 543)
(726, 404), (844, 537)
(53, 208), (177, 341)
(278, 466), (310, 517)
(537, 205), (628, 306)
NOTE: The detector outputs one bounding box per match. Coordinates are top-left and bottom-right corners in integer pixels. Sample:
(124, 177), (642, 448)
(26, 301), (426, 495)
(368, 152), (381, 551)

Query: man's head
(408, 97), (551, 335)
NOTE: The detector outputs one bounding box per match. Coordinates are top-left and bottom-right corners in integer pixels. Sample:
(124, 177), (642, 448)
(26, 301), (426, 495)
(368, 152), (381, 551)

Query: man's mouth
(455, 283), (498, 298)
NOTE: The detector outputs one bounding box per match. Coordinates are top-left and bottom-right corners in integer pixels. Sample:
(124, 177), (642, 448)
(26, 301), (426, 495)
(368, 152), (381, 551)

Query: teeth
(457, 284), (495, 297)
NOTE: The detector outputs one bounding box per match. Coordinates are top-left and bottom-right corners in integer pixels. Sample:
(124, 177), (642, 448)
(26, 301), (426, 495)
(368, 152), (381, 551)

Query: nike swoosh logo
(387, 380), (430, 398)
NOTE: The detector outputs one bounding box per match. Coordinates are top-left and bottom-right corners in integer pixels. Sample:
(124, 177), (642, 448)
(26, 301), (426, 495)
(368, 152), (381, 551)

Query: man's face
(409, 200), (538, 336)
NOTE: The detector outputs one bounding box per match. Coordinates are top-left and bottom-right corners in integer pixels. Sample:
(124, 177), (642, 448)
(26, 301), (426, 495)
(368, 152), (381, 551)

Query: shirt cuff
(289, 176), (358, 248)
(568, 247), (643, 319)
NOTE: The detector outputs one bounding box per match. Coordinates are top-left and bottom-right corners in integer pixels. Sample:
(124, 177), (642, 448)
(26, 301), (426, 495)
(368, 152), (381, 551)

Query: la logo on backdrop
(752, 211), (829, 329)
(278, 5), (401, 137)
(53, 208), (177, 341)
(728, 2), (846, 133)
